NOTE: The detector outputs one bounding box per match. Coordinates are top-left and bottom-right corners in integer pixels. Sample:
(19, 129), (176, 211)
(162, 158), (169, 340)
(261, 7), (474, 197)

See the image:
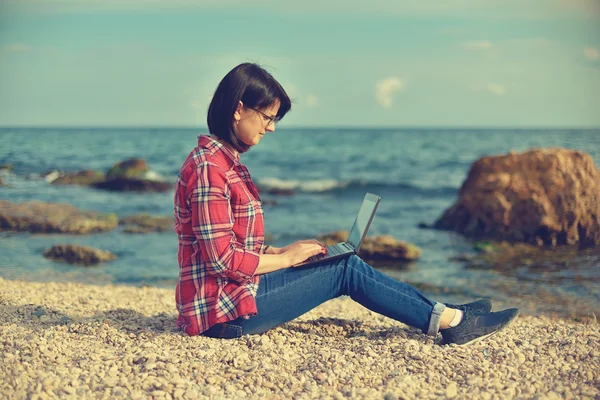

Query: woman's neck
(210, 135), (239, 157)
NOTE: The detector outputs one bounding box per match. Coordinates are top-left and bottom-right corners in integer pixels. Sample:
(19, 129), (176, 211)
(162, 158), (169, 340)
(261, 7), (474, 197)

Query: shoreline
(1, 277), (599, 399)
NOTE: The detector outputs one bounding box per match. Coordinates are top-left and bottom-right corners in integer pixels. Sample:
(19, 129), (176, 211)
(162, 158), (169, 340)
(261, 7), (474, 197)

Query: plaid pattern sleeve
(174, 135), (264, 336)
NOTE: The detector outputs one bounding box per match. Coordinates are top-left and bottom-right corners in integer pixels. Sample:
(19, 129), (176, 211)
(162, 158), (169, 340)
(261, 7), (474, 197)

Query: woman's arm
(256, 242), (324, 275)
(255, 253), (290, 275)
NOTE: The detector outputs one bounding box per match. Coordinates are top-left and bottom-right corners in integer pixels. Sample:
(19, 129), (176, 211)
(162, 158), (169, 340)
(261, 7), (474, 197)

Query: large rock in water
(52, 170), (105, 185)
(92, 158), (172, 193)
(43, 244), (117, 266)
(0, 201), (118, 234)
(106, 158), (148, 179)
(41, 158), (171, 193)
(433, 148), (600, 248)
(317, 231), (421, 262)
(92, 178), (172, 192)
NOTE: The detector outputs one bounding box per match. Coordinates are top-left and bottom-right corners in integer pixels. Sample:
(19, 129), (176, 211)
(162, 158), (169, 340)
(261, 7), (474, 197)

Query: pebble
(1, 279), (599, 399)
(446, 382), (458, 398)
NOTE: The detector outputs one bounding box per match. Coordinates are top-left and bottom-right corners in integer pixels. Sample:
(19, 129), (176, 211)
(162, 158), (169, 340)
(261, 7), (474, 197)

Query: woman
(174, 62), (518, 345)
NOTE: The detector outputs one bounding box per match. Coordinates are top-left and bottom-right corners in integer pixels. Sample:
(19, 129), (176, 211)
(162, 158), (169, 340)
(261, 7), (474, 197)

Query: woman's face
(233, 100), (279, 147)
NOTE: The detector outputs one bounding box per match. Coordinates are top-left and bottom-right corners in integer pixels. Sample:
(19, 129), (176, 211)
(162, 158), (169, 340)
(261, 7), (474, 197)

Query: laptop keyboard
(306, 243), (349, 262)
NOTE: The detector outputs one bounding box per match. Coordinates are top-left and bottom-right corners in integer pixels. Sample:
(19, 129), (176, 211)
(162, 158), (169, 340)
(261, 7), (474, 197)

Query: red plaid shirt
(174, 135), (265, 336)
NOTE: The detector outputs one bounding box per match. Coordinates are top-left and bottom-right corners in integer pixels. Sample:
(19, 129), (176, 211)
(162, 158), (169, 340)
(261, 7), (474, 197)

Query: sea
(1, 128), (599, 318)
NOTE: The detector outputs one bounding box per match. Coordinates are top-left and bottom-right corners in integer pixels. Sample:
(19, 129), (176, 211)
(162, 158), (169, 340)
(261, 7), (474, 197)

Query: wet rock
(41, 169), (63, 183)
(43, 244), (117, 266)
(92, 178), (172, 193)
(44, 158), (170, 193)
(0, 200), (118, 234)
(361, 234), (421, 261)
(51, 170), (105, 186)
(106, 158), (149, 179)
(0, 163), (13, 172)
(0, 177), (4, 186)
(119, 214), (174, 234)
(433, 148), (600, 248)
(317, 230), (421, 262)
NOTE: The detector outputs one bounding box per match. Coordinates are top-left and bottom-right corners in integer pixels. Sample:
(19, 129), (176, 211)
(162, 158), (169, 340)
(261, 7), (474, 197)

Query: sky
(0, 0), (599, 128)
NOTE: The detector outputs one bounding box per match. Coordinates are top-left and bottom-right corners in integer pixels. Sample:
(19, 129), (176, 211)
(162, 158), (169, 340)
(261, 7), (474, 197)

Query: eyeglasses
(248, 107), (277, 127)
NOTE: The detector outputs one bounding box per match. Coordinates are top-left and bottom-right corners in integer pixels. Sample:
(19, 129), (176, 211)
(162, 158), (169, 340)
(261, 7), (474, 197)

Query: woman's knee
(345, 254), (370, 272)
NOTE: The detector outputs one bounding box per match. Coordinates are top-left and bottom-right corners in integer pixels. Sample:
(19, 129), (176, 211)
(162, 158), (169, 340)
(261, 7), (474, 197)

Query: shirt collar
(197, 135), (240, 169)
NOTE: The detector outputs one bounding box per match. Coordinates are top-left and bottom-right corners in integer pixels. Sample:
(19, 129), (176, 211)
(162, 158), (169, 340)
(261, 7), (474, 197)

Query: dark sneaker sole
(453, 310), (519, 346)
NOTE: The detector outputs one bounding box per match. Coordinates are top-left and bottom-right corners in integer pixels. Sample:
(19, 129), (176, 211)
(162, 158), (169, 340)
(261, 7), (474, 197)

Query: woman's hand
(279, 239), (325, 254)
(281, 241), (326, 267)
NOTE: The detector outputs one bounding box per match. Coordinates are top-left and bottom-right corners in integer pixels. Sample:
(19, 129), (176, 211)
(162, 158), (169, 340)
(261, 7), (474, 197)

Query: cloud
(461, 41), (493, 51)
(306, 95), (318, 108)
(375, 77), (405, 109)
(487, 83), (506, 96)
(3, 44), (33, 53)
(584, 47), (600, 61)
(470, 82), (507, 96)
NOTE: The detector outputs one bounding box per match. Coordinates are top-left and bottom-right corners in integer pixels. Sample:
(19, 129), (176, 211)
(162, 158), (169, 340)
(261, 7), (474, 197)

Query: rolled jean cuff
(427, 302), (446, 336)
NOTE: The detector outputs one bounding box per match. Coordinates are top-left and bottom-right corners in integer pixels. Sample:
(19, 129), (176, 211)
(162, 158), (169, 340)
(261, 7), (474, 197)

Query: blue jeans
(202, 255), (446, 339)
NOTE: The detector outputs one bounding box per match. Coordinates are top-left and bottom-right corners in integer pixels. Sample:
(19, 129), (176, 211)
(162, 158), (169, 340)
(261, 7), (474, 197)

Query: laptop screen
(346, 193), (380, 251)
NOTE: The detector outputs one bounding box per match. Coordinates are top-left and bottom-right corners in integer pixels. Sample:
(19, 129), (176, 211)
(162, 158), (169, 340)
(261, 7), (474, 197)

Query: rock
(0, 177), (4, 186)
(43, 244), (117, 266)
(433, 148), (600, 248)
(0, 200), (118, 234)
(0, 163), (13, 172)
(317, 231), (421, 262)
(446, 382), (458, 398)
(361, 234), (421, 261)
(92, 178), (172, 193)
(41, 169), (64, 183)
(51, 170), (105, 186)
(41, 158), (169, 193)
(106, 158), (149, 180)
(317, 231), (348, 246)
(119, 214), (174, 234)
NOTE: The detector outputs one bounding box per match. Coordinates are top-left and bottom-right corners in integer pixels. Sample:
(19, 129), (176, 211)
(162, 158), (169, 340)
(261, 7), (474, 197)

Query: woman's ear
(233, 101), (243, 123)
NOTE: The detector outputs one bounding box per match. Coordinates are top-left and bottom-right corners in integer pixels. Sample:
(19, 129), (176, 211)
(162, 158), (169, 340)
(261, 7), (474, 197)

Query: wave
(256, 177), (458, 196)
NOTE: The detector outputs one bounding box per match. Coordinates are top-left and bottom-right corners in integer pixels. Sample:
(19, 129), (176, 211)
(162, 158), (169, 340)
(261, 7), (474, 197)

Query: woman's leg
(231, 255), (445, 336)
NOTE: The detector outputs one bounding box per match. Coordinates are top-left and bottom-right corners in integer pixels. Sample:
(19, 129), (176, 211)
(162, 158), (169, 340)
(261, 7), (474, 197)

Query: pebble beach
(1, 277), (599, 400)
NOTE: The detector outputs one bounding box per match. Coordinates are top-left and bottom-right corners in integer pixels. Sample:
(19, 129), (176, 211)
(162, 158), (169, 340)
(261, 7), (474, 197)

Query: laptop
(294, 193), (381, 267)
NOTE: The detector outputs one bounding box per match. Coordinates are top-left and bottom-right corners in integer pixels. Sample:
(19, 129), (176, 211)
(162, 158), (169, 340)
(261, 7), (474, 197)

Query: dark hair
(207, 63), (292, 153)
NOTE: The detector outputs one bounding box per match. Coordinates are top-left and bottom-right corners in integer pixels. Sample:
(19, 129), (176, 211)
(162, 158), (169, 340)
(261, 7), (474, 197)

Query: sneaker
(444, 298), (492, 313)
(441, 308), (519, 345)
